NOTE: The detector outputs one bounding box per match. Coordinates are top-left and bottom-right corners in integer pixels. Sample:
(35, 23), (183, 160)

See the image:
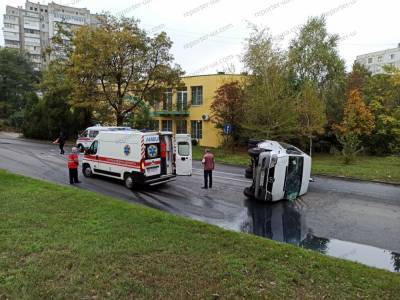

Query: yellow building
(150, 73), (244, 148)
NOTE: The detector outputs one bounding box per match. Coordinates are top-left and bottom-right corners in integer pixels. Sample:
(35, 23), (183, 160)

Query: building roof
(356, 45), (400, 59)
(181, 73), (246, 79)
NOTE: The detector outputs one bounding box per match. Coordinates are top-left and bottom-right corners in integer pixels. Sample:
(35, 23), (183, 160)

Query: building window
(191, 120), (202, 139)
(45, 9), (47, 12)
(162, 120), (173, 132)
(177, 87), (188, 110)
(391, 54), (395, 60)
(176, 120), (187, 134)
(378, 56), (382, 62)
(368, 57), (373, 64)
(163, 88), (172, 110)
(191, 86), (203, 105)
(30, 7), (33, 10)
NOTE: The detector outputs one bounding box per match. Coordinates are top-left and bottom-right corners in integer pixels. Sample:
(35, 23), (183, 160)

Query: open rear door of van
(175, 134), (192, 176)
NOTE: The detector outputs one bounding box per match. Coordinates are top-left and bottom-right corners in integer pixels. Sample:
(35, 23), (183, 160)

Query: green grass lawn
(0, 170), (399, 299)
(312, 154), (400, 183)
(193, 145), (400, 183)
(193, 145), (249, 166)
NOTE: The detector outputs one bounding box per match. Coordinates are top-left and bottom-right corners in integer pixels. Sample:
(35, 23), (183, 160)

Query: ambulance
(244, 140), (311, 202)
(75, 126), (132, 151)
(82, 130), (192, 188)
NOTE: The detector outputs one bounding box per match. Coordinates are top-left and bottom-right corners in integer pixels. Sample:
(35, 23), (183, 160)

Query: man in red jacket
(202, 149), (215, 189)
(68, 147), (81, 184)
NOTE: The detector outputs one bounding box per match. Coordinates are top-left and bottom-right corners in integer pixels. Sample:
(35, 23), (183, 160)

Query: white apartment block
(355, 44), (400, 75)
(2, 1), (100, 70)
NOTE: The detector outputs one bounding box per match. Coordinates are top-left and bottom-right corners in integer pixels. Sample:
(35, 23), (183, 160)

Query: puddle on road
(239, 199), (400, 272)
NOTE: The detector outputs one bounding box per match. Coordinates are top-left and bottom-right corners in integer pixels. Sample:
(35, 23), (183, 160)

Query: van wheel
(83, 164), (92, 178)
(124, 174), (134, 189)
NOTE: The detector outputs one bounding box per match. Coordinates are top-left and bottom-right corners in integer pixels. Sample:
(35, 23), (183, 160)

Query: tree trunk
(309, 135), (312, 157)
(116, 113), (124, 126)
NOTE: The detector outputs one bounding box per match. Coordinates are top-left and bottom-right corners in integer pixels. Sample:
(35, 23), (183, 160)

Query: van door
(87, 140), (100, 171)
(164, 134), (174, 175)
(175, 134), (192, 175)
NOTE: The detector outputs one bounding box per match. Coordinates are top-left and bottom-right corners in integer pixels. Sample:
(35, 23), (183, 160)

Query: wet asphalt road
(1, 133), (400, 264)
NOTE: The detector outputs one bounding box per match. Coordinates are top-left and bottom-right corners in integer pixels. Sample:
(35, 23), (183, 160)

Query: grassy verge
(193, 145), (249, 166)
(193, 145), (400, 183)
(1, 171), (399, 298)
(312, 154), (400, 183)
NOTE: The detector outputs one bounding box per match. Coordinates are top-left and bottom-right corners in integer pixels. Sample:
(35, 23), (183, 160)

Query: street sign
(223, 124), (232, 135)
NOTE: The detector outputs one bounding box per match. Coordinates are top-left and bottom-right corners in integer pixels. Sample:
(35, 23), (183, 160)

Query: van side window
(89, 130), (99, 138)
(89, 141), (98, 154)
(81, 130), (88, 137)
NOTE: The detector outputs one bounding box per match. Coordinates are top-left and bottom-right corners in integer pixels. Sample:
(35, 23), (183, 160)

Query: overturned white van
(244, 140), (311, 202)
(82, 130), (192, 188)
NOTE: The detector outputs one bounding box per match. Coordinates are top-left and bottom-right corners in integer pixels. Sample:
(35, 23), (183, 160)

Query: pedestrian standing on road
(53, 131), (66, 154)
(202, 149), (215, 189)
(68, 147), (81, 185)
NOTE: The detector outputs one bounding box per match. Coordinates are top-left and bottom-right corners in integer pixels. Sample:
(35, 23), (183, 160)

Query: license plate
(146, 166), (160, 176)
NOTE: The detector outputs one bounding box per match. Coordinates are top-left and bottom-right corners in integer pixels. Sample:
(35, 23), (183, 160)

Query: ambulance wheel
(124, 174), (134, 189)
(83, 164), (92, 178)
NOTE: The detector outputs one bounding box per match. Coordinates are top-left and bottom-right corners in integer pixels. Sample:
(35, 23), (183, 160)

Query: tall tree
(69, 15), (183, 125)
(242, 29), (298, 140)
(0, 48), (37, 126)
(362, 70), (400, 154)
(346, 62), (371, 96)
(210, 81), (245, 147)
(288, 17), (346, 124)
(296, 80), (327, 155)
(334, 89), (375, 163)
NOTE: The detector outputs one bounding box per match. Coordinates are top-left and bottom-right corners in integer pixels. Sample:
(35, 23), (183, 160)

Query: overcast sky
(1, 0), (399, 75)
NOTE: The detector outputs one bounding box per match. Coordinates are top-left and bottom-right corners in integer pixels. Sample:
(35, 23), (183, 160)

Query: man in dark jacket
(54, 131), (66, 154)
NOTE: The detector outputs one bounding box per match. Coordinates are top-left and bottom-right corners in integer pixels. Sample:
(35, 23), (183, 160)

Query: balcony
(150, 103), (190, 117)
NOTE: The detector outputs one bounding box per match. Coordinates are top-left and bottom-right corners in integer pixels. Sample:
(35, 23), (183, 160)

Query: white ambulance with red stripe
(82, 130), (192, 188)
(76, 126), (132, 152)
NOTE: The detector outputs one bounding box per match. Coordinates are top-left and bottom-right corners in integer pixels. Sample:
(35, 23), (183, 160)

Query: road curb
(312, 174), (400, 187)
(194, 159), (400, 187)
(4, 135), (400, 187)
(0, 133), (75, 147)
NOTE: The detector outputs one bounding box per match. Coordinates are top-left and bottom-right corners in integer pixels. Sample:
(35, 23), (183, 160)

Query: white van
(76, 126), (132, 151)
(244, 140), (311, 201)
(82, 130), (192, 188)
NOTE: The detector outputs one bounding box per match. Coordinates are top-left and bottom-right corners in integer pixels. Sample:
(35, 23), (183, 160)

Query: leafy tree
(296, 81), (327, 155)
(210, 81), (245, 147)
(0, 48), (38, 126)
(334, 89), (375, 163)
(288, 17), (346, 124)
(362, 70), (400, 154)
(68, 14), (183, 125)
(346, 62), (371, 95)
(128, 101), (154, 130)
(23, 61), (91, 139)
(22, 94), (46, 139)
(242, 29), (298, 140)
